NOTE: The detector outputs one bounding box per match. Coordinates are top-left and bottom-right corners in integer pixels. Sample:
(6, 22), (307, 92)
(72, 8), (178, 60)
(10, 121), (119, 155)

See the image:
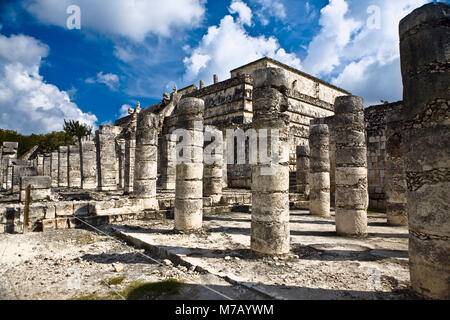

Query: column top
(253, 67), (290, 89)
(400, 3), (449, 38)
(335, 95), (364, 114)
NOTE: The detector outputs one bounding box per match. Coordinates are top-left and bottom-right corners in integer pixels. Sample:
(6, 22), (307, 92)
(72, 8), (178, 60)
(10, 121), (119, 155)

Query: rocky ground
(0, 210), (419, 300)
(0, 227), (264, 300)
(112, 210), (419, 300)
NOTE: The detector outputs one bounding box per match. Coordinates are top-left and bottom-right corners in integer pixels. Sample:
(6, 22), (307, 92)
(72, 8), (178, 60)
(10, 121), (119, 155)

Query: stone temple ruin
(0, 3), (448, 300)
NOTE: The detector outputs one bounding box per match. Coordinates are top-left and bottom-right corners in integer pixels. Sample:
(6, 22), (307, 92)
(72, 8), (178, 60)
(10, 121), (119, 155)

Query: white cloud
(253, 0), (286, 25)
(24, 0), (206, 41)
(183, 8), (301, 84)
(119, 104), (132, 118)
(303, 0), (362, 76)
(302, 0), (430, 105)
(86, 72), (120, 90)
(113, 45), (136, 63)
(229, 1), (253, 26)
(0, 33), (97, 135)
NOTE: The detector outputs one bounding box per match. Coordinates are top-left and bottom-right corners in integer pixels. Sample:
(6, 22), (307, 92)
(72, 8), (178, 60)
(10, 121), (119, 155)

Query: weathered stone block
(55, 201), (74, 217)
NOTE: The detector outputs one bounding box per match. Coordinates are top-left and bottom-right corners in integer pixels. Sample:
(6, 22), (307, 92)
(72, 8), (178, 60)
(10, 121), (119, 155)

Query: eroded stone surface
(309, 124), (330, 217)
(400, 2), (450, 299)
(334, 96), (369, 237)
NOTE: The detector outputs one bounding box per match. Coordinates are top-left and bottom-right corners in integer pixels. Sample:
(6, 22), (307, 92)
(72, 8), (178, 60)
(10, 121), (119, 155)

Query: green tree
(63, 120), (92, 146)
(0, 128), (74, 157)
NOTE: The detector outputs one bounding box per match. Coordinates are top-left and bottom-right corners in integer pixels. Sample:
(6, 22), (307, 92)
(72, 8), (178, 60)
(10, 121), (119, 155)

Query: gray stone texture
(68, 146), (81, 188)
(58, 146), (68, 187)
(160, 133), (176, 190)
(50, 151), (58, 188)
(174, 97), (204, 231)
(309, 124), (330, 217)
(12, 165), (37, 193)
(20, 176), (52, 202)
(96, 126), (117, 191)
(118, 139), (126, 189)
(399, 2), (450, 299)
(251, 68), (291, 255)
(296, 144), (310, 199)
(134, 112), (159, 210)
(334, 96), (369, 237)
(385, 109), (407, 226)
(81, 141), (97, 190)
(37, 154), (44, 176)
(124, 138), (136, 194)
(203, 126), (223, 204)
(43, 153), (51, 177)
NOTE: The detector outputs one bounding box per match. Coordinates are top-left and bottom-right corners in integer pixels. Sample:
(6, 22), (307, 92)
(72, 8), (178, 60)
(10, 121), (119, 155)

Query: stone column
(400, 3), (450, 299)
(334, 96), (369, 236)
(5, 164), (13, 191)
(124, 138), (136, 194)
(118, 139), (126, 190)
(58, 146), (68, 187)
(385, 109), (407, 226)
(43, 153), (51, 177)
(160, 133), (176, 190)
(174, 98), (204, 231)
(296, 144), (310, 199)
(96, 126), (117, 191)
(134, 112), (158, 210)
(309, 125), (330, 217)
(37, 154), (44, 176)
(81, 141), (97, 190)
(221, 129), (228, 188)
(251, 68), (290, 255)
(68, 146), (81, 188)
(204, 126), (223, 204)
(50, 151), (58, 188)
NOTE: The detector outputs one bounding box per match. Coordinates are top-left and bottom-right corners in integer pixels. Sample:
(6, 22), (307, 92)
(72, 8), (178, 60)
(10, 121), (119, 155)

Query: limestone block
(55, 201), (74, 217)
(58, 146), (68, 187)
(73, 201), (90, 216)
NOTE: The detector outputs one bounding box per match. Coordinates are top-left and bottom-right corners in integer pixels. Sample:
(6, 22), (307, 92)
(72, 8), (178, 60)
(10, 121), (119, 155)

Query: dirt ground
(0, 227), (265, 300)
(112, 210), (418, 300)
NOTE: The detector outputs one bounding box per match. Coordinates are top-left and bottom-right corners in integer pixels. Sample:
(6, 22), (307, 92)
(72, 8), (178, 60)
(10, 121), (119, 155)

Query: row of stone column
(247, 68), (370, 255)
(48, 142), (98, 190)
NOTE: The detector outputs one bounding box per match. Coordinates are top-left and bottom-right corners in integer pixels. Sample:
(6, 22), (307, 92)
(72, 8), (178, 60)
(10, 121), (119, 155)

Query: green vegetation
(0, 120), (93, 158)
(103, 276), (126, 286)
(0, 128), (74, 157)
(63, 120), (92, 146)
(74, 279), (182, 300)
(122, 279), (181, 300)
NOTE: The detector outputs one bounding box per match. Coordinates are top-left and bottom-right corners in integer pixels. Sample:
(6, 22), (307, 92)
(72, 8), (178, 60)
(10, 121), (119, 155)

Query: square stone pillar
(68, 145), (81, 188)
(96, 126), (118, 191)
(50, 151), (58, 188)
(58, 146), (68, 187)
(81, 141), (97, 190)
(43, 153), (51, 177)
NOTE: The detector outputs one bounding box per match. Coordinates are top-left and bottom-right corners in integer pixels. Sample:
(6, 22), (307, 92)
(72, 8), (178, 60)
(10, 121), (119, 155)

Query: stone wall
(364, 102), (403, 211)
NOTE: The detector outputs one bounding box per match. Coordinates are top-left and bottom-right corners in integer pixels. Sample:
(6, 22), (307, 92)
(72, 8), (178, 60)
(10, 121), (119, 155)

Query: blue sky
(0, 0), (439, 134)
